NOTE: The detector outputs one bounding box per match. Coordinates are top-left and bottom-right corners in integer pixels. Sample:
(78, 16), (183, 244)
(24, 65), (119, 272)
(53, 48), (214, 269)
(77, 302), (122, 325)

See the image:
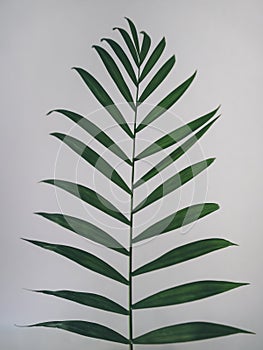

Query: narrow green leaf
(42, 179), (130, 225)
(133, 322), (253, 344)
(101, 38), (137, 85)
(23, 239), (129, 285)
(139, 37), (166, 82)
(134, 158), (215, 212)
(113, 27), (139, 66)
(51, 132), (131, 195)
(139, 31), (151, 65)
(133, 280), (248, 309)
(26, 320), (129, 344)
(136, 107), (219, 160)
(48, 109), (131, 165)
(133, 238), (236, 276)
(137, 71), (197, 132)
(34, 290), (128, 315)
(93, 45), (135, 109)
(133, 203), (219, 243)
(36, 212), (128, 256)
(134, 117), (219, 188)
(139, 56), (175, 103)
(73, 67), (133, 138)
(125, 17), (140, 53)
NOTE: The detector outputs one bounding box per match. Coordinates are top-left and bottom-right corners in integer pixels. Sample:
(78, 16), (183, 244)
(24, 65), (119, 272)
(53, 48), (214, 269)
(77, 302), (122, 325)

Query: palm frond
(24, 17), (252, 348)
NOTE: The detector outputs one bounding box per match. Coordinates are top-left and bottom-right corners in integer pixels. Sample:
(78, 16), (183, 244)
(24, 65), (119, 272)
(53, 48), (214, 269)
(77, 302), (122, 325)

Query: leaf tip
(208, 157), (216, 165)
(242, 328), (255, 335)
(14, 323), (24, 328)
(21, 238), (31, 244)
(22, 287), (35, 292)
(242, 282), (250, 286)
(71, 66), (80, 72)
(34, 211), (45, 217)
(46, 110), (54, 116)
(215, 203), (220, 210)
(39, 179), (53, 185)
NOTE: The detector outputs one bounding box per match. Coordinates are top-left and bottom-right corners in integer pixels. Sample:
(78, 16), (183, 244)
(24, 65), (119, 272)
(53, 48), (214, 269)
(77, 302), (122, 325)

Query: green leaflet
(139, 37), (166, 82)
(48, 109), (131, 165)
(26, 320), (129, 344)
(133, 158), (215, 213)
(93, 45), (135, 109)
(125, 17), (140, 53)
(133, 238), (236, 276)
(23, 239), (128, 285)
(134, 117), (219, 188)
(42, 179), (130, 225)
(51, 132), (131, 195)
(139, 31), (151, 65)
(137, 71), (197, 132)
(135, 107), (219, 160)
(113, 27), (139, 66)
(133, 280), (248, 309)
(73, 67), (133, 138)
(101, 38), (137, 85)
(36, 212), (128, 256)
(34, 290), (128, 315)
(133, 203), (219, 243)
(133, 322), (253, 344)
(139, 55), (176, 103)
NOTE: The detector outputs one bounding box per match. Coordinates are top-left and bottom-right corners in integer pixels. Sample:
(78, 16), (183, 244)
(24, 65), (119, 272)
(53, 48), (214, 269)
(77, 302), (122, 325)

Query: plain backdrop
(0, 1), (262, 349)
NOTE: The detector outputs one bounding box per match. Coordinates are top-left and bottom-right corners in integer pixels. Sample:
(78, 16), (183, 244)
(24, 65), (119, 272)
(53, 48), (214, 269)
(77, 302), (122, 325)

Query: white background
(0, 1), (262, 349)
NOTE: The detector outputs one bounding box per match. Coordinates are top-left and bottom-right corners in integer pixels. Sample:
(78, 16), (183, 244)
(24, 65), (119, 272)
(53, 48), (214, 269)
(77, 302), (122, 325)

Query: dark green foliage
(23, 17), (251, 348)
(133, 281), (248, 309)
(26, 320), (129, 344)
(34, 290), (129, 315)
(24, 239), (128, 285)
(36, 212), (129, 255)
(132, 238), (236, 276)
(133, 322), (253, 344)
(42, 179), (130, 224)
